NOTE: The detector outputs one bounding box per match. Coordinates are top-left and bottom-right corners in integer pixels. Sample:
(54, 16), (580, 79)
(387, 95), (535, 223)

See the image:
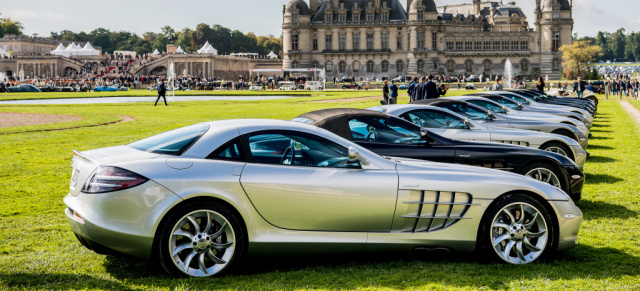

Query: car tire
(157, 201), (245, 277)
(477, 193), (556, 264)
(539, 141), (573, 161)
(551, 129), (577, 142)
(519, 162), (568, 194)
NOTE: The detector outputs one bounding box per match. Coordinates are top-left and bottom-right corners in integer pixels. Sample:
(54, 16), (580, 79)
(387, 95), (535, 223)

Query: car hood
(391, 158), (570, 201)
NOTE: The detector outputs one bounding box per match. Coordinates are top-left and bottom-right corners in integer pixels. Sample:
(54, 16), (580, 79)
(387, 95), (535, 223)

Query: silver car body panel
(491, 91), (594, 120)
(64, 119), (582, 261)
(372, 105), (587, 169)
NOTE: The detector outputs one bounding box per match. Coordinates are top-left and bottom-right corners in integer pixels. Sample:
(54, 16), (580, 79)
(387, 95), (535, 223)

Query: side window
(468, 100), (505, 113)
(402, 110), (468, 129)
(348, 117), (425, 144)
(247, 131), (359, 169)
(443, 104), (490, 120)
(207, 137), (246, 162)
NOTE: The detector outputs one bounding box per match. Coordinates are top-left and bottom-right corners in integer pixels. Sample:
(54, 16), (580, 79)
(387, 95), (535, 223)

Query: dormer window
(381, 12), (389, 22)
(325, 13), (333, 23)
(353, 13), (360, 22)
(417, 10), (424, 21)
(367, 12), (374, 22)
(339, 13), (347, 23)
(292, 13), (298, 23)
(552, 9), (559, 19)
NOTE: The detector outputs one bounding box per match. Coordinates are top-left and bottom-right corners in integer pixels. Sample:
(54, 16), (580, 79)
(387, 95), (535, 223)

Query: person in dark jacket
(155, 79), (168, 106)
(414, 76), (426, 101)
(573, 77), (586, 98)
(382, 80), (390, 105)
(389, 80), (399, 104)
(425, 75), (438, 99)
(407, 77), (417, 102)
(437, 84), (448, 97)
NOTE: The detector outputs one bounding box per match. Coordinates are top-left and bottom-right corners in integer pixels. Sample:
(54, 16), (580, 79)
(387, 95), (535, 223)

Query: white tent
(267, 51), (278, 59)
(64, 42), (80, 56)
(79, 42), (101, 56)
(152, 49), (161, 55)
(176, 46), (186, 54)
(0, 48), (10, 58)
(50, 43), (66, 55)
(197, 41), (218, 55)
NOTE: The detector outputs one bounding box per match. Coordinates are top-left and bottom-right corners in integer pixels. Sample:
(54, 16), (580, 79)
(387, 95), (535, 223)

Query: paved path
(620, 101), (640, 124)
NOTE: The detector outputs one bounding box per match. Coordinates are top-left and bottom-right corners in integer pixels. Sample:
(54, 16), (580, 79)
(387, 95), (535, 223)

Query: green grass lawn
(0, 94), (639, 290)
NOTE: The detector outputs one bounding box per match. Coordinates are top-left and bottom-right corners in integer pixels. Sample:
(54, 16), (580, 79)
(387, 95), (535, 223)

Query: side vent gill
(497, 140), (530, 147)
(401, 191), (478, 233)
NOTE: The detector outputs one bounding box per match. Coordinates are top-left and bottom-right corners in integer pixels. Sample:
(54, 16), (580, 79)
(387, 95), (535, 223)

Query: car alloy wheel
(544, 146), (568, 157)
(490, 202), (548, 264)
(158, 202), (244, 277)
(525, 168), (561, 189)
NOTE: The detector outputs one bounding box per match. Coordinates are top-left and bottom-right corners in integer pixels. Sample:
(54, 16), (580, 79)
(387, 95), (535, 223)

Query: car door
(347, 116), (455, 163)
(239, 130), (398, 232)
(400, 109), (491, 143)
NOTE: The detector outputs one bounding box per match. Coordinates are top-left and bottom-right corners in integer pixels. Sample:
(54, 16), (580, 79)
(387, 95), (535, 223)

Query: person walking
(573, 77), (586, 98)
(155, 78), (168, 106)
(407, 77), (417, 102)
(382, 80), (390, 105)
(425, 75), (438, 99)
(389, 80), (399, 104)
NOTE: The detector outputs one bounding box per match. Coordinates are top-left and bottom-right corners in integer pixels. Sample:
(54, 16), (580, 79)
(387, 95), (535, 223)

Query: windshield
(503, 94), (531, 105)
(491, 98), (521, 110)
(468, 100), (507, 113)
(130, 123), (209, 156)
(403, 110), (468, 129)
(441, 103), (491, 120)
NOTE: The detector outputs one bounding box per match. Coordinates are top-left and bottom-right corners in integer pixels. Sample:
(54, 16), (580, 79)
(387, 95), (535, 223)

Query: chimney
(473, 0), (481, 15)
(375, 0), (381, 9)
(310, 0), (319, 13)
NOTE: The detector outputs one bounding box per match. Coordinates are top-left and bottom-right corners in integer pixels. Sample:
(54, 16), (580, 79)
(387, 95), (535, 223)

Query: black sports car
(294, 108), (584, 201)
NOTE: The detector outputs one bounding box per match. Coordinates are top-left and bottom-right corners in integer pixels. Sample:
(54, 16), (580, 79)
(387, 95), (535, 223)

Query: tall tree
(0, 14), (24, 37)
(560, 41), (602, 79)
(611, 28), (626, 61)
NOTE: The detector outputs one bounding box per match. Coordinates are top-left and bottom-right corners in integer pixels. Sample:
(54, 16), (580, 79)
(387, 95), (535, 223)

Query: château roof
(311, 0), (408, 23)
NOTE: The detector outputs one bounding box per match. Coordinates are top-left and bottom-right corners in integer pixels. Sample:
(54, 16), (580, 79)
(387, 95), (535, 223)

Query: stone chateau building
(282, 0), (574, 80)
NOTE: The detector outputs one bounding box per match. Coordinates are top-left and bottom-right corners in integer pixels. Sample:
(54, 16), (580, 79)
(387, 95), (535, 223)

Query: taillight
(82, 166), (148, 194)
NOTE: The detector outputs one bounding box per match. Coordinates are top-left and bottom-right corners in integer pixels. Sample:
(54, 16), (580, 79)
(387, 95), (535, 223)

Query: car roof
(411, 98), (470, 107)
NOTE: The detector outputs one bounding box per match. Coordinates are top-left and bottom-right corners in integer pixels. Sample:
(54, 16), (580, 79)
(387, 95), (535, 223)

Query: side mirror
(420, 127), (431, 139)
(487, 111), (496, 119)
(516, 102), (524, 110)
(464, 118), (473, 128)
(501, 106), (509, 112)
(348, 146), (370, 166)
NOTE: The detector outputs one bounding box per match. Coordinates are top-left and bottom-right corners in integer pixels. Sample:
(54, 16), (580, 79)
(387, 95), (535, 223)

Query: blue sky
(1, 0), (637, 38)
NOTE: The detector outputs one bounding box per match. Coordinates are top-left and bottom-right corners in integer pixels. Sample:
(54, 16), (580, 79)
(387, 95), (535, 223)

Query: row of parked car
(64, 89), (596, 278)
(0, 83), (129, 93)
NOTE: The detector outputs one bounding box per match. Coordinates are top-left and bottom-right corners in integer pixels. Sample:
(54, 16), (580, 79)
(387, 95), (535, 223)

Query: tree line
(49, 24), (283, 56)
(0, 14), (24, 38)
(576, 28), (640, 62)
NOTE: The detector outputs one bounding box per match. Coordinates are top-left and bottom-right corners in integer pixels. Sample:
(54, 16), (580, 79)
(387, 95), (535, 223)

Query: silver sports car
(64, 120), (582, 277)
(368, 105), (587, 169)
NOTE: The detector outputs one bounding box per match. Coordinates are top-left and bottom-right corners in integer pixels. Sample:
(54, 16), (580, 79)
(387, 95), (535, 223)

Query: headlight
(82, 166), (149, 194)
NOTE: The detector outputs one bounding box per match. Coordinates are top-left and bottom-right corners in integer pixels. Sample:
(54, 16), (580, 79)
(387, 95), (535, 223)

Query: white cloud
(2, 9), (64, 22)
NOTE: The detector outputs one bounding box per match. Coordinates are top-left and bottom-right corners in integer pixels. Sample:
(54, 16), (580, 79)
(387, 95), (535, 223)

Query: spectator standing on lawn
(573, 77), (586, 98)
(382, 80), (390, 105)
(492, 77), (503, 91)
(389, 80), (399, 104)
(425, 75), (438, 99)
(155, 78), (168, 106)
(407, 77), (417, 102)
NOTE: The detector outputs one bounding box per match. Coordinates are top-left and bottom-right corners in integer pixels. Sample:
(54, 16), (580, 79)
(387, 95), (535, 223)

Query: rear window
(129, 123), (209, 156)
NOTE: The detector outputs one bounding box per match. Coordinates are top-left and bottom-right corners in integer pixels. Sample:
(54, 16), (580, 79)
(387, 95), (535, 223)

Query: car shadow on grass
(588, 129), (613, 134)
(576, 200), (638, 220)
(586, 156), (617, 163)
(585, 144), (613, 150)
(588, 136), (612, 140)
(585, 173), (624, 184)
(0, 273), (136, 290)
(96, 245), (640, 289)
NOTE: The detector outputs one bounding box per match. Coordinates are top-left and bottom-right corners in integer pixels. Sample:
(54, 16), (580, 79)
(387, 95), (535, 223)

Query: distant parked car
(304, 81), (324, 91)
(278, 81), (297, 90)
(7, 84), (42, 93)
(465, 83), (477, 90)
(249, 84), (264, 91)
(94, 85), (128, 92)
(342, 81), (372, 90)
(465, 75), (480, 82)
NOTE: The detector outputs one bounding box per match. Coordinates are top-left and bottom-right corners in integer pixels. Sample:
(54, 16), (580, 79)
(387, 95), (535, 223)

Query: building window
(511, 41), (518, 51)
(381, 12), (389, 22)
(339, 61), (347, 73)
(552, 9), (560, 19)
(292, 61), (299, 69)
(447, 42), (454, 50)
(313, 38), (318, 50)
(446, 60), (455, 72)
(417, 32), (425, 49)
(502, 41), (509, 50)
(552, 58), (560, 71)
(552, 31), (560, 51)
(432, 32), (438, 50)
(381, 60), (389, 72)
(353, 13), (360, 23)
(520, 59), (529, 72)
(417, 10), (424, 20)
(326, 61), (334, 72)
(326, 34), (333, 50)
(455, 42), (463, 51)
(292, 13), (298, 23)
(367, 12), (374, 22)
(397, 35), (403, 50)
(520, 41), (529, 50)
(474, 42), (482, 50)
(367, 60), (375, 72)
(465, 42), (472, 50)
(353, 33), (360, 50)
(339, 34), (346, 50)
(313, 61), (319, 68)
(381, 33), (389, 50)
(483, 41), (491, 50)
(366, 34), (374, 50)
(492, 41), (500, 50)
(339, 13), (347, 23)
(326, 13), (333, 23)
(417, 59), (425, 72)
(483, 59), (492, 71)
(396, 60), (405, 72)
(15, 45), (19, 51)
(291, 35), (299, 51)
(465, 60), (473, 72)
